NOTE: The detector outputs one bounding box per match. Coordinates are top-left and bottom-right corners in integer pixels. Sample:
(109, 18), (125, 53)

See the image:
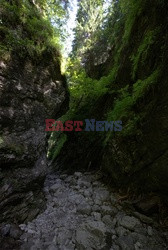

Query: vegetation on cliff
(0, 0), (68, 59)
(48, 0), (168, 194)
(1, 0), (168, 193)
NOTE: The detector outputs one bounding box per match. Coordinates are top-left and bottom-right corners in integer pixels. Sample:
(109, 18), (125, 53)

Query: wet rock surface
(19, 171), (168, 250)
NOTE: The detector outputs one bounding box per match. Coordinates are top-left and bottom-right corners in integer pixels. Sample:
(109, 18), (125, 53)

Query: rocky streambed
(16, 171), (168, 250)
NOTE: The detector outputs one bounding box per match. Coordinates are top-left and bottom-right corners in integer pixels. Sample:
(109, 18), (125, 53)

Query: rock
(118, 216), (141, 231)
(74, 172), (82, 178)
(47, 245), (58, 250)
(0, 224), (11, 236)
(77, 203), (91, 215)
(111, 245), (120, 250)
(92, 212), (101, 221)
(133, 212), (153, 224)
(134, 241), (142, 250)
(9, 224), (22, 239)
(78, 179), (91, 188)
(112, 235), (117, 240)
(94, 189), (110, 202)
(92, 181), (99, 187)
(102, 215), (113, 226)
(0, 41), (68, 224)
(18, 171), (168, 250)
(130, 232), (148, 245)
(84, 190), (91, 197)
(19, 224), (27, 230)
(95, 199), (102, 206)
(117, 235), (135, 250)
(116, 226), (129, 237)
(147, 226), (153, 236)
(110, 194), (117, 204)
(92, 205), (100, 212)
(50, 183), (62, 192)
(101, 205), (118, 216)
(76, 221), (107, 249)
(134, 196), (160, 215)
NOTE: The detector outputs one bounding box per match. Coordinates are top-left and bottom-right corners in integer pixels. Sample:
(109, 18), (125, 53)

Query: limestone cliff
(0, 1), (68, 223)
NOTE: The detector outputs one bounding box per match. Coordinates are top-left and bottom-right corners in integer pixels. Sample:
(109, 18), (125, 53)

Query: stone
(117, 235), (135, 250)
(101, 205), (118, 216)
(102, 215), (113, 226)
(50, 183), (62, 192)
(0, 224), (11, 236)
(94, 189), (110, 202)
(18, 172), (168, 250)
(112, 235), (117, 240)
(84, 190), (91, 197)
(134, 242), (142, 250)
(74, 172), (82, 178)
(47, 245), (58, 250)
(92, 212), (101, 221)
(92, 205), (100, 212)
(116, 226), (128, 237)
(0, 41), (68, 224)
(78, 179), (91, 188)
(134, 196), (160, 215)
(133, 212), (153, 224)
(77, 203), (91, 215)
(110, 195), (117, 204)
(118, 216), (140, 231)
(9, 224), (22, 239)
(147, 226), (153, 236)
(76, 221), (107, 250)
(95, 199), (102, 206)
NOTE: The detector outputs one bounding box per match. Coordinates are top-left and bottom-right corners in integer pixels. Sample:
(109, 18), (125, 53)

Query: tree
(72, 0), (105, 60)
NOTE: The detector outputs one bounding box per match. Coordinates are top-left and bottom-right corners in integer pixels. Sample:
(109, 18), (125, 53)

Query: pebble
(19, 172), (168, 250)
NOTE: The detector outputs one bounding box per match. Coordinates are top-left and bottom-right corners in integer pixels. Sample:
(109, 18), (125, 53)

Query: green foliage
(107, 69), (160, 136)
(73, 0), (105, 56)
(0, 0), (65, 59)
(120, 0), (144, 42)
(48, 132), (67, 161)
(107, 85), (133, 121)
(66, 57), (109, 114)
(133, 69), (160, 100)
(131, 30), (158, 79)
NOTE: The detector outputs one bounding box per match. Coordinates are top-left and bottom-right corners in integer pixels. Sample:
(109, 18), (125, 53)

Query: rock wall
(101, 0), (168, 194)
(55, 0), (168, 196)
(0, 50), (68, 223)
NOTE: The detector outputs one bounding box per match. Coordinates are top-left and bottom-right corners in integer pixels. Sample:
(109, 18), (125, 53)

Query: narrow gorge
(0, 0), (168, 249)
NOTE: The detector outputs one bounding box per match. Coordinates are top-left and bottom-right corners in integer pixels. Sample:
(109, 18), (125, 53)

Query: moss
(48, 133), (67, 161)
(7, 143), (25, 156)
(0, 137), (4, 149)
(0, 0), (61, 59)
(106, 68), (160, 137)
(133, 68), (160, 100)
(120, 0), (144, 43)
(131, 30), (158, 79)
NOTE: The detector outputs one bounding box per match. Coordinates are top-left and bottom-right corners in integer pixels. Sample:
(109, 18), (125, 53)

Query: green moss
(48, 133), (67, 161)
(7, 143), (25, 155)
(106, 69), (160, 137)
(120, 0), (144, 43)
(131, 30), (158, 79)
(107, 85), (134, 121)
(133, 68), (160, 100)
(0, 0), (61, 59)
(0, 137), (4, 149)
